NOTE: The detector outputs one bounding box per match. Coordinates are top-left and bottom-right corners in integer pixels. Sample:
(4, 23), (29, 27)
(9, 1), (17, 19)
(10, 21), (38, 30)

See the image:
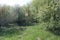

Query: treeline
(0, 0), (60, 29)
(0, 4), (39, 26)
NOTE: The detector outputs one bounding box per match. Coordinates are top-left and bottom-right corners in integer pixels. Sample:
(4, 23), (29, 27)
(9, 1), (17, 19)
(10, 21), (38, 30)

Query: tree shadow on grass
(17, 21), (38, 26)
(0, 22), (37, 37)
(0, 26), (26, 37)
(47, 26), (60, 36)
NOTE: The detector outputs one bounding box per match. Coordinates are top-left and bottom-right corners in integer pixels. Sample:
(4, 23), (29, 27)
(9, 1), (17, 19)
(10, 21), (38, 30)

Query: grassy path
(1, 23), (60, 40)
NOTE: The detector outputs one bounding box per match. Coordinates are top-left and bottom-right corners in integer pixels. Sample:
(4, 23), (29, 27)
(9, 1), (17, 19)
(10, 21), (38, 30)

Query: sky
(0, 0), (32, 6)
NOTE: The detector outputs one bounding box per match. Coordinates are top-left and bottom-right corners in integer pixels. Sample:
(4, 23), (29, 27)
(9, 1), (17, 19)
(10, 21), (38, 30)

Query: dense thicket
(0, 5), (38, 26)
(31, 0), (60, 30)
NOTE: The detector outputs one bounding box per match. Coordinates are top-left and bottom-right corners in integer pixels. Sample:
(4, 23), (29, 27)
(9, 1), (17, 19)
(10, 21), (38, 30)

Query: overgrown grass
(0, 23), (60, 40)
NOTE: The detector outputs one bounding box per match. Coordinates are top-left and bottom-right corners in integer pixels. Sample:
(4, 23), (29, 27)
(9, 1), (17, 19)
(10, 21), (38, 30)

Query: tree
(0, 5), (18, 26)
